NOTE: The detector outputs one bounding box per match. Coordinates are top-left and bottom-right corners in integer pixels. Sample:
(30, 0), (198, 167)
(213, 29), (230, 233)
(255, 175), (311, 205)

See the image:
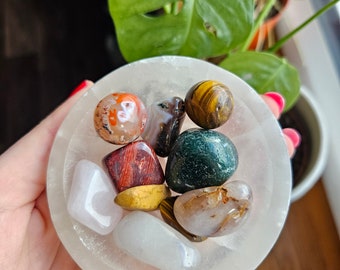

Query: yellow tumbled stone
(114, 184), (171, 211)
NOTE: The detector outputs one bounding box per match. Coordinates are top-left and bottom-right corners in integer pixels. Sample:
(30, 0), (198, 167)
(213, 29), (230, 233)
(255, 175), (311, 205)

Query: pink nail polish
(263, 92), (285, 115)
(284, 134), (296, 158)
(283, 128), (301, 148)
(69, 80), (90, 97)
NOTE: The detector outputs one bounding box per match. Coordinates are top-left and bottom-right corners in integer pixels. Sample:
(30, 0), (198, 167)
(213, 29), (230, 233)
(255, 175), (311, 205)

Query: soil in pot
(279, 105), (312, 188)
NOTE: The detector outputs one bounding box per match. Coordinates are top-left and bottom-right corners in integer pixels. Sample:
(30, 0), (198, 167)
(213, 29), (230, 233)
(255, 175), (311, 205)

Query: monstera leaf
(219, 51), (300, 110)
(108, 0), (253, 62)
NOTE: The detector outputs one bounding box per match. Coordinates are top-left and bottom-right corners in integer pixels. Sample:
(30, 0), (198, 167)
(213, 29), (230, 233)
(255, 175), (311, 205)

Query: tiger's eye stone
(185, 80), (234, 129)
(114, 184), (171, 211)
(159, 197), (208, 242)
(94, 92), (147, 144)
(173, 181), (252, 237)
(142, 97), (186, 157)
(104, 140), (165, 192)
(165, 128), (238, 193)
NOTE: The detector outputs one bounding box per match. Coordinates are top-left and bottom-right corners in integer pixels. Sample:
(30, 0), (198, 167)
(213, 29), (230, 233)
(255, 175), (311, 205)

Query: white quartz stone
(174, 181), (253, 237)
(67, 159), (123, 235)
(113, 211), (201, 270)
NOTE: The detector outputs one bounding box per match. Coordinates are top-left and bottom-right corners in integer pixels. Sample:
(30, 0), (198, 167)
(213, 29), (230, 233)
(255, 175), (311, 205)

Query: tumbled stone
(104, 140), (165, 192)
(94, 92), (147, 145)
(174, 181), (252, 237)
(165, 128), (238, 193)
(67, 159), (123, 235)
(142, 97), (186, 157)
(114, 184), (171, 211)
(160, 196), (207, 242)
(113, 211), (201, 270)
(185, 80), (234, 129)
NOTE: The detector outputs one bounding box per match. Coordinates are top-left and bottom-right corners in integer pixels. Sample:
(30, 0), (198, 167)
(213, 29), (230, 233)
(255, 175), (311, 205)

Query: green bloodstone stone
(165, 128), (238, 193)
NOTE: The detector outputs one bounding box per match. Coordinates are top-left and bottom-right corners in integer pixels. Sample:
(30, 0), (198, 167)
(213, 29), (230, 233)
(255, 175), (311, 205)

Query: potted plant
(249, 0), (289, 50)
(107, 0), (338, 199)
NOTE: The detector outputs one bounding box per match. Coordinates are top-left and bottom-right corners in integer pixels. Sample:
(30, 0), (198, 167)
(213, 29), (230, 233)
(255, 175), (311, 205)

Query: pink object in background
(261, 92), (301, 157)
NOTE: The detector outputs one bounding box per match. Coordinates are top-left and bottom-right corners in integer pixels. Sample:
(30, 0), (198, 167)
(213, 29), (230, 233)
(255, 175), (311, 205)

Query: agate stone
(142, 97), (185, 157)
(160, 196), (207, 242)
(67, 159), (123, 235)
(185, 80), (234, 129)
(94, 92), (147, 145)
(104, 140), (164, 192)
(173, 181), (252, 237)
(165, 128), (238, 193)
(113, 211), (201, 270)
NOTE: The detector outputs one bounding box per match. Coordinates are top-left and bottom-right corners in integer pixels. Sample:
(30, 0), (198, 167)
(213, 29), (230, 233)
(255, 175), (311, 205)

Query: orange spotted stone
(94, 92), (147, 145)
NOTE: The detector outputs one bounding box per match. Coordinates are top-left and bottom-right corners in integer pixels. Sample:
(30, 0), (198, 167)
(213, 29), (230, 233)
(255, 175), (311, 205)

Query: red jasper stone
(104, 140), (165, 192)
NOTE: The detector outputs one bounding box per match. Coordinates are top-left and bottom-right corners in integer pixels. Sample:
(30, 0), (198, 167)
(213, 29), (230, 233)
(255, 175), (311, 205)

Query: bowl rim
(47, 55), (292, 270)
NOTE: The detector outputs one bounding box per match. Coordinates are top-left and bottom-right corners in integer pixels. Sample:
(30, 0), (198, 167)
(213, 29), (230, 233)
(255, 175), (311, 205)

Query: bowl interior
(47, 56), (292, 270)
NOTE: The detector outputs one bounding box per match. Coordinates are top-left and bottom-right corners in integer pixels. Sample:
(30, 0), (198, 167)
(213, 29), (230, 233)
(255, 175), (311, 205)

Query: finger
(0, 80), (93, 209)
(261, 92), (301, 158)
(283, 128), (301, 158)
(261, 92), (285, 119)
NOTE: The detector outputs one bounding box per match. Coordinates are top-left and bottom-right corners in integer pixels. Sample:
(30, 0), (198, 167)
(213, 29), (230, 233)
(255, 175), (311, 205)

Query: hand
(261, 92), (301, 158)
(0, 80), (93, 270)
(0, 82), (299, 270)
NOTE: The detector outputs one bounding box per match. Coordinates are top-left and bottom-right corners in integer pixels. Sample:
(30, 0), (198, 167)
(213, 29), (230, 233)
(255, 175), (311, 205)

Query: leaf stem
(267, 0), (340, 53)
(240, 0), (277, 51)
(163, 1), (181, 15)
(163, 3), (171, 14)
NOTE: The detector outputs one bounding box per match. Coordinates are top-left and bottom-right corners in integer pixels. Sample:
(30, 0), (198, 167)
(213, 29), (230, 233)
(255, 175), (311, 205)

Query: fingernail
(69, 80), (91, 97)
(263, 92), (285, 115)
(283, 128), (301, 148)
(284, 134), (296, 158)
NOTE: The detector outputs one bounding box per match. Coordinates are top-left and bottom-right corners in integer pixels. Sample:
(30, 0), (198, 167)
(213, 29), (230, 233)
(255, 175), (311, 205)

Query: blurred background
(0, 0), (125, 153)
(1, 0), (339, 269)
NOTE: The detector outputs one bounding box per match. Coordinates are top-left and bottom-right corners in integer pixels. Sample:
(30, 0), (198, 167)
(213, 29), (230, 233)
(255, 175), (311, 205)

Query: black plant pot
(279, 86), (329, 202)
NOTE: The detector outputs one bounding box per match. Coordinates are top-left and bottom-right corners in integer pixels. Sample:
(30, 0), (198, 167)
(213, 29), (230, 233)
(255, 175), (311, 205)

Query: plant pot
(249, 0), (289, 50)
(279, 86), (329, 202)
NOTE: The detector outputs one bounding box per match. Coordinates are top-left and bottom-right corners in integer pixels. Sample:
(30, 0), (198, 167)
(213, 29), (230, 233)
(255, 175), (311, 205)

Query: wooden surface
(258, 180), (340, 270)
(1, 1), (339, 269)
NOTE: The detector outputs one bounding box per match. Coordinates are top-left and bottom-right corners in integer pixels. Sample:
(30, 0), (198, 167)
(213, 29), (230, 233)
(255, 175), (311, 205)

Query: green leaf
(108, 0), (253, 62)
(219, 51), (300, 110)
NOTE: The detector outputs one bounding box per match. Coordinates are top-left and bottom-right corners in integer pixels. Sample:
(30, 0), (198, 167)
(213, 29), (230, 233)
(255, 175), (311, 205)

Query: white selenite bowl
(47, 56), (292, 270)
